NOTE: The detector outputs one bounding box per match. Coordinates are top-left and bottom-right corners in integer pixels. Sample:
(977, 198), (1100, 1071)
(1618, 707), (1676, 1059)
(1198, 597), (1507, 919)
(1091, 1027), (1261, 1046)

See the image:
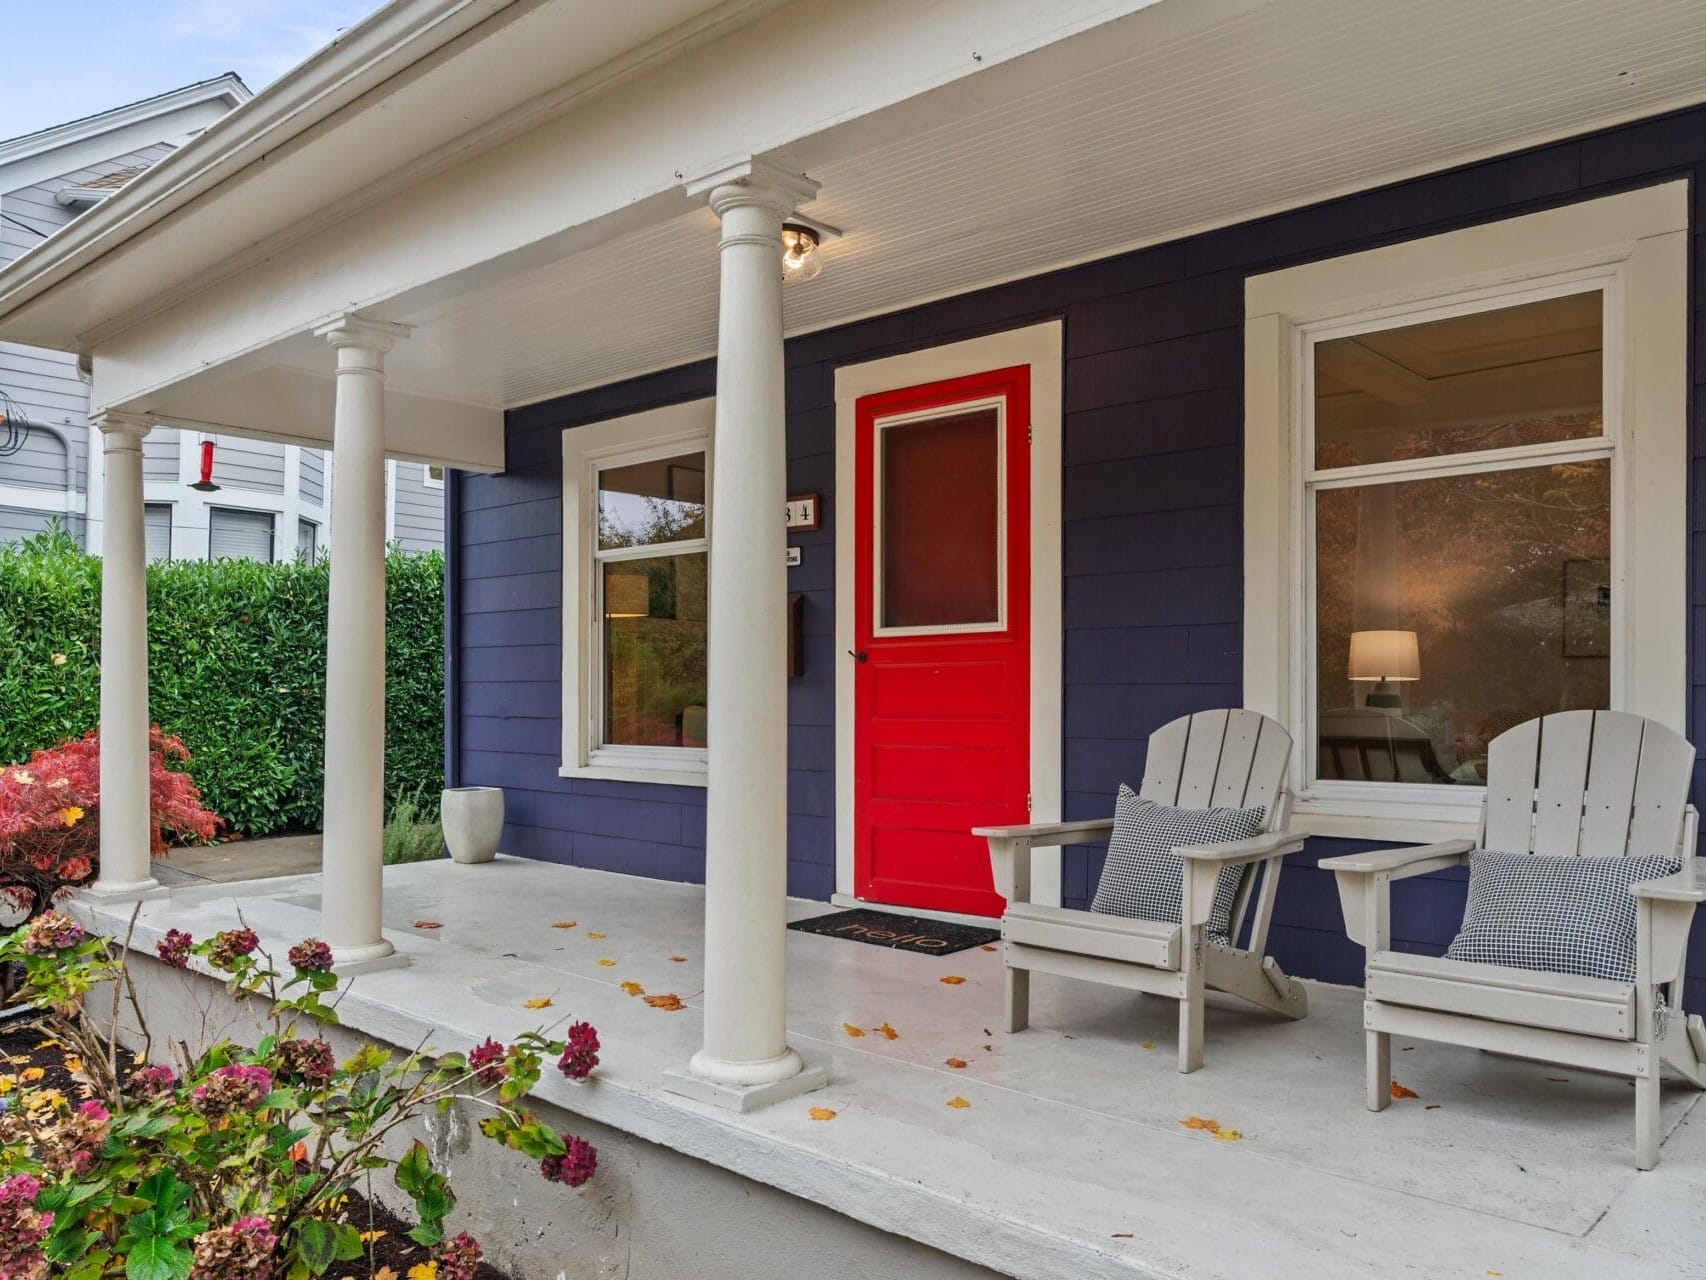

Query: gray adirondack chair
(1323, 710), (1706, 1169)
(976, 709), (1308, 1073)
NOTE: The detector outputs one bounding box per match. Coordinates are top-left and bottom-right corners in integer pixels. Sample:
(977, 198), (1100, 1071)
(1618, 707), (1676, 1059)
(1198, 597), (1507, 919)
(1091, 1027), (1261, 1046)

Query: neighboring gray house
(0, 76), (444, 559)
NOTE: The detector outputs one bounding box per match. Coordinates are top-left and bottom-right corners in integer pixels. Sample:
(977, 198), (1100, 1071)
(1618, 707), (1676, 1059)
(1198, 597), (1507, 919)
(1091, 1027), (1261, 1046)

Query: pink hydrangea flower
(156, 929), (193, 969)
(540, 1134), (597, 1187)
(20, 911), (85, 955)
(130, 1064), (179, 1101)
(274, 1038), (335, 1087)
(287, 938), (333, 973)
(191, 1064), (273, 1118)
(207, 928), (259, 972)
(189, 1216), (277, 1280)
(436, 1232), (483, 1280)
(557, 1021), (599, 1081)
(0, 1174), (52, 1280)
(467, 1038), (507, 1088)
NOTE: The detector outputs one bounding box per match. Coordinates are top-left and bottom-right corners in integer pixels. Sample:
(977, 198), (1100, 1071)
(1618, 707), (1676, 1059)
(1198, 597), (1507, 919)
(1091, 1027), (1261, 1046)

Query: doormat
(788, 908), (1000, 956)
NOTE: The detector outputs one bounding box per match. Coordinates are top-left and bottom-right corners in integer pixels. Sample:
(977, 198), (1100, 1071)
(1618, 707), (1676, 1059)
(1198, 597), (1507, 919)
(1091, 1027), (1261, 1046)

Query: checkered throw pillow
(1089, 786), (1266, 941)
(1444, 850), (1680, 983)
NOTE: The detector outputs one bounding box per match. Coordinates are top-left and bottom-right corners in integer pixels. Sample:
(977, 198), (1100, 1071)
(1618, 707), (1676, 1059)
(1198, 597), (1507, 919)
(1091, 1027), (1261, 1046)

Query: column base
(330, 939), (410, 976)
(79, 879), (170, 905)
(664, 1049), (828, 1113)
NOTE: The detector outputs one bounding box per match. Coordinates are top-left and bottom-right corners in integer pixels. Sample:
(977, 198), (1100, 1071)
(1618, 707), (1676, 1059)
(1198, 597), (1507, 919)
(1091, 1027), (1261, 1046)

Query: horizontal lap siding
(458, 102), (1706, 1001)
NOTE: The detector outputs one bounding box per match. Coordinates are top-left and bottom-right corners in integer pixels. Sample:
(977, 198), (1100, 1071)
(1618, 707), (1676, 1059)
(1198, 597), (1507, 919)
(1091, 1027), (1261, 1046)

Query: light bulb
(780, 223), (822, 283)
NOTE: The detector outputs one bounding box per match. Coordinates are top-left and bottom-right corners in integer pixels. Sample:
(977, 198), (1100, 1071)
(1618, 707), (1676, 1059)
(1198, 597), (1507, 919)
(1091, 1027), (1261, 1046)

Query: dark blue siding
(454, 101), (1706, 1001)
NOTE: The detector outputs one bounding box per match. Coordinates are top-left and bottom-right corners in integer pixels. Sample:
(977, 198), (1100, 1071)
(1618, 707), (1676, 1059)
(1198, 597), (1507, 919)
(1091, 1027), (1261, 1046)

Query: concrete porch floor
(81, 857), (1703, 1280)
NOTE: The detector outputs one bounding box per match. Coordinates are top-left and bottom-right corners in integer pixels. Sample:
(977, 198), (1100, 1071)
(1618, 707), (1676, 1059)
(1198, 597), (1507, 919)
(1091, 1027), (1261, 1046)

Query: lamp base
(1364, 681), (1402, 709)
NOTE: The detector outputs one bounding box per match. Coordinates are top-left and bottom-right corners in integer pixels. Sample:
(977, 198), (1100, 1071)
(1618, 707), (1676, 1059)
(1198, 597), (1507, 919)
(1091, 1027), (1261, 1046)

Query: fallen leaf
(597, 958), (615, 967)
(1425, 1104), (1441, 1111)
(19, 1068), (43, 1083)
(407, 1264), (437, 1280)
(619, 981), (645, 997)
(875, 1022), (899, 1040)
(1211, 1128), (1244, 1142)
(523, 997), (553, 1010)
(1179, 1115), (1220, 1132)
(945, 1057), (968, 1069)
(981, 944), (998, 952)
(938, 976), (966, 985)
(587, 932), (607, 939)
(375, 1270), (399, 1280)
(62, 1055), (82, 1074)
(1390, 1081), (1419, 1100)
(0, 1077), (14, 1096)
(1487, 1272), (1502, 1278)
(551, 921), (577, 929)
(1111, 1232), (1133, 1239)
(982, 1044), (992, 1052)
(945, 1096), (971, 1109)
(669, 955), (687, 963)
(1140, 1042), (1155, 1051)
(842, 1023), (865, 1038)
(644, 993), (686, 1011)
(289, 1141), (308, 1162)
(808, 1106), (838, 1121)
(413, 920), (442, 930)
(1546, 1077), (1570, 1083)
(358, 1229), (386, 1243)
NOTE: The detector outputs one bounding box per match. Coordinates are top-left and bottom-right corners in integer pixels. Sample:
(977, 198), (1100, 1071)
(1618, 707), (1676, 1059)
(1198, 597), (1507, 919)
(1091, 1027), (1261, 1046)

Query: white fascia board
(82, 0), (1163, 414)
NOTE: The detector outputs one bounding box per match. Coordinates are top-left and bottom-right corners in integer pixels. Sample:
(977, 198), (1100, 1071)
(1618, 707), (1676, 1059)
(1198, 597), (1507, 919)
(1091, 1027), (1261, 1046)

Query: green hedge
(0, 528), (444, 836)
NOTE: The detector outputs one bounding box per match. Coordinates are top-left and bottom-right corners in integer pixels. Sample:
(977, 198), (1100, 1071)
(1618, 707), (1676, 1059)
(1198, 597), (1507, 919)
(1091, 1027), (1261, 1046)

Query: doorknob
(848, 649), (868, 663)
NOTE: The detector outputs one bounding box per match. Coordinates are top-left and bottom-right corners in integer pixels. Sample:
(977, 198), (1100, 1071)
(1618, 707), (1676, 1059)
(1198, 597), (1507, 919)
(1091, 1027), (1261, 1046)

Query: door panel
(853, 366), (1030, 917)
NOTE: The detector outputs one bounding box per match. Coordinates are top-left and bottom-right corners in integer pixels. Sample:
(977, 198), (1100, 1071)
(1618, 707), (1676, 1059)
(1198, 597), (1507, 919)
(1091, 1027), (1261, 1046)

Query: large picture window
(561, 400), (713, 785)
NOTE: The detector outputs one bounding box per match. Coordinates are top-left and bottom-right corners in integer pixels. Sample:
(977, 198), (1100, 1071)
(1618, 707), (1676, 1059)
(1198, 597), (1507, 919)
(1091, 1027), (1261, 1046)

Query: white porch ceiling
(373, 0), (1706, 409)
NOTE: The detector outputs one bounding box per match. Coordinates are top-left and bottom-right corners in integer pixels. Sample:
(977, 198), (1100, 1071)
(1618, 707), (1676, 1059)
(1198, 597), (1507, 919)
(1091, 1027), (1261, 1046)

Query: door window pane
(597, 453), (706, 549)
(880, 407), (1000, 629)
(1315, 460), (1610, 786)
(602, 553), (708, 748)
(1314, 292), (1603, 469)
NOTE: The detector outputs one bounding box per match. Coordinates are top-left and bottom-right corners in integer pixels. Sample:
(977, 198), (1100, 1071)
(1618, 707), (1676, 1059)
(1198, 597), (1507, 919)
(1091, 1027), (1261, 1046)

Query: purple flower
(130, 1064), (179, 1101)
(156, 929), (193, 969)
(436, 1232), (483, 1280)
(19, 911), (85, 955)
(0, 1173), (51, 1280)
(189, 1216), (277, 1280)
(191, 1064), (273, 1118)
(468, 1038), (506, 1088)
(287, 938), (333, 973)
(540, 1133), (597, 1187)
(207, 928), (259, 972)
(557, 1021), (600, 1081)
(274, 1037), (335, 1088)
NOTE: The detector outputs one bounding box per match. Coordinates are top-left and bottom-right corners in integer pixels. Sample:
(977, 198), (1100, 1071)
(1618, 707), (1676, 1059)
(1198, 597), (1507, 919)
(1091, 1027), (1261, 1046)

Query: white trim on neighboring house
(1244, 181), (1689, 843)
(422, 462), (445, 489)
(385, 458), (398, 542)
(560, 398), (715, 787)
(832, 321), (1065, 907)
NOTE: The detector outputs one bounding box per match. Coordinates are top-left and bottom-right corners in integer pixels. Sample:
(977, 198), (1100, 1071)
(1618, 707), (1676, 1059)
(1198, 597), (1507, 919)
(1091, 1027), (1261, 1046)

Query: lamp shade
(1348, 629), (1420, 682)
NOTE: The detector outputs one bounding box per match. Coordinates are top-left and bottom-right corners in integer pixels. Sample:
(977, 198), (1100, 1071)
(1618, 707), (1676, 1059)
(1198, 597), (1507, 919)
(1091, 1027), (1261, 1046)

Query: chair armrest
(1176, 830), (1305, 866)
(972, 819), (1115, 845)
(1318, 839), (1476, 879)
(1631, 868), (1706, 903)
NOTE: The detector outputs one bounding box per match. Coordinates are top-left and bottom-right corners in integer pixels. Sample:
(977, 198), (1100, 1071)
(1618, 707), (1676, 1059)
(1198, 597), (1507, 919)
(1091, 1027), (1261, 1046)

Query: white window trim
(833, 321), (1064, 906)
(1244, 182), (1689, 842)
(561, 399), (714, 787)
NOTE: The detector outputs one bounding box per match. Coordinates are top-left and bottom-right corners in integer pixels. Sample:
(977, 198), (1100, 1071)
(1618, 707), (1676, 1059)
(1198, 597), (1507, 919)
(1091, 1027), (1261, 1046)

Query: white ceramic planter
(441, 786), (504, 865)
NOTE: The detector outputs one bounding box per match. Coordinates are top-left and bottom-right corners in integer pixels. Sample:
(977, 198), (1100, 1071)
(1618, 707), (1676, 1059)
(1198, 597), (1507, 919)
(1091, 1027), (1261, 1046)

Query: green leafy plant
(0, 914), (600, 1279)
(382, 792), (444, 866)
(0, 529), (444, 838)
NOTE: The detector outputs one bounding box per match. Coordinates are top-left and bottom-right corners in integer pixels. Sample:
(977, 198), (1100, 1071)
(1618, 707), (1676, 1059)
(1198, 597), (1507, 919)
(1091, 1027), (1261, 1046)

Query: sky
(1, 1), (389, 142)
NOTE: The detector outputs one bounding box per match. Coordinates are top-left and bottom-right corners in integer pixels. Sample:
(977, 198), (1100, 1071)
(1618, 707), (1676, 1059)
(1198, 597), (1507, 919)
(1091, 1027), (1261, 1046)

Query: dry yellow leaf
(619, 981), (645, 997)
(1179, 1115), (1220, 1132)
(1140, 1042), (1155, 1051)
(945, 1057), (968, 1069)
(669, 955), (687, 962)
(644, 993), (686, 1011)
(374, 1269), (399, 1280)
(1211, 1128), (1244, 1142)
(842, 1023), (865, 1038)
(938, 976), (966, 985)
(1390, 1080), (1419, 1100)
(596, 958), (615, 967)
(808, 1106), (838, 1121)
(587, 932), (607, 939)
(522, 997), (553, 1010)
(20, 1067), (44, 1083)
(0, 1077), (14, 1095)
(407, 1263), (438, 1280)
(875, 1022), (899, 1040)
(63, 1055), (82, 1074)
(551, 921), (577, 929)
(980, 944), (998, 952)
(946, 1096), (971, 1109)
(359, 1229), (387, 1243)
(413, 920), (442, 930)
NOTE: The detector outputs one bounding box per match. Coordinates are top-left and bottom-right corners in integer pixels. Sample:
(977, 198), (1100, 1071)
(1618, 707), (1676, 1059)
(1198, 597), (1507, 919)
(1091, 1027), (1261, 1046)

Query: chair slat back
(1480, 711), (1695, 860)
(1139, 709), (1291, 833)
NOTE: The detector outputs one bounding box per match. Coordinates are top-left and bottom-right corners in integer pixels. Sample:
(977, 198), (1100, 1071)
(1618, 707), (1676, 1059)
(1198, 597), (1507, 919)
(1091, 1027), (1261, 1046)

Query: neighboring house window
(1244, 184), (1687, 838)
(561, 399), (712, 785)
(143, 504), (172, 562)
(422, 464), (445, 489)
(207, 507), (275, 562)
(297, 518), (318, 563)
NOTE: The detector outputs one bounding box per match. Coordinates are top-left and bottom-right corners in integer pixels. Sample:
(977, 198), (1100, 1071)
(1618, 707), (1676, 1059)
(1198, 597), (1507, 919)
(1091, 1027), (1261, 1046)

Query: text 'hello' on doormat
(788, 908), (1000, 956)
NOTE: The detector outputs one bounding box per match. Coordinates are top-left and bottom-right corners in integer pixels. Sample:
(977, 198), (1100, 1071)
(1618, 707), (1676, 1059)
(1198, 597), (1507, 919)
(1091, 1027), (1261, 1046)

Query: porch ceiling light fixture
(1348, 629), (1420, 708)
(780, 223), (823, 284)
(189, 439), (221, 492)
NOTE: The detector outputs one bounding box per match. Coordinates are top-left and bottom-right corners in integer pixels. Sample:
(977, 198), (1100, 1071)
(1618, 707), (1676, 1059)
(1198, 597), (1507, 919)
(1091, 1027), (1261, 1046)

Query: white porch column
(672, 159), (825, 1110)
(85, 413), (165, 901)
(314, 316), (411, 972)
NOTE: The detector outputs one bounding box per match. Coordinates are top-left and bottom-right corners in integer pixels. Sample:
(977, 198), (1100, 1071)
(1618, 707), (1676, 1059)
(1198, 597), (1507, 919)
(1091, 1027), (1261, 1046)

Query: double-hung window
(1245, 184), (1688, 838)
(562, 400), (713, 785)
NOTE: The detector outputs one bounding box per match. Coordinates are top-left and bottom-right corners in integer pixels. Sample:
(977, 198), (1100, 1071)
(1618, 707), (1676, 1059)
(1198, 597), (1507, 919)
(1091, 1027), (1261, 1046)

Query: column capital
(90, 411), (152, 448)
(314, 315), (413, 356)
(685, 157), (819, 220)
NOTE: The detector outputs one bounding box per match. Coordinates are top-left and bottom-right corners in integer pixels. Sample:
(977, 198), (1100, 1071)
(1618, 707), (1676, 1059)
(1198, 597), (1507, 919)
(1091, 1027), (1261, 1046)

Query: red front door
(852, 366), (1031, 917)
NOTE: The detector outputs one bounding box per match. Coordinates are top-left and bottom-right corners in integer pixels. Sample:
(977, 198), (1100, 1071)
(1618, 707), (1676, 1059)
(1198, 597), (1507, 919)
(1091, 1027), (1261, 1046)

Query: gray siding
(0, 423), (70, 490)
(0, 342), (89, 490)
(0, 143), (174, 268)
(393, 462), (444, 552)
(211, 436), (286, 493)
(0, 506), (80, 542)
(299, 447), (326, 506)
(143, 426), (181, 483)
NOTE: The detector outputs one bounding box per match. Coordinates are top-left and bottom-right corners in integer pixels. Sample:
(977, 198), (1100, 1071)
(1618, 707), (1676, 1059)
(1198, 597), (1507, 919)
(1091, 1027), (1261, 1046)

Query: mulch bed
(0, 1018), (512, 1280)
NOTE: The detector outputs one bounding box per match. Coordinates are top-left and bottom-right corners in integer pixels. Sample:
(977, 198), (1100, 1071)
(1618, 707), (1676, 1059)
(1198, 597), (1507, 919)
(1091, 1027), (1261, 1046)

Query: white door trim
(833, 321), (1064, 907)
